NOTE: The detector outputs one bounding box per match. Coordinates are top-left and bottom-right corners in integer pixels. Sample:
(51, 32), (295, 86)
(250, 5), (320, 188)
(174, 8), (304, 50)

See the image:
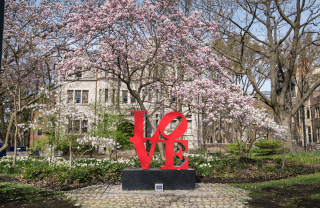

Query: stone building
(53, 55), (204, 153)
(290, 66), (320, 148)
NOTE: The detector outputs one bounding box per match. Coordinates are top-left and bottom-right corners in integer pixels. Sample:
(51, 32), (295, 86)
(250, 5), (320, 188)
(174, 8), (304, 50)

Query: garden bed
(1, 152), (320, 208)
(1, 154), (320, 191)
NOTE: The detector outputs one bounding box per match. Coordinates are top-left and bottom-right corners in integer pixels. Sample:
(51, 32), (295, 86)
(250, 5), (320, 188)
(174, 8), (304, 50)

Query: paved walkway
(64, 183), (251, 208)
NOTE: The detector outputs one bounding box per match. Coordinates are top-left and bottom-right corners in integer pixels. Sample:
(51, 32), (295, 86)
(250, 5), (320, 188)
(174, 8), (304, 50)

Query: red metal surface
(130, 110), (188, 170)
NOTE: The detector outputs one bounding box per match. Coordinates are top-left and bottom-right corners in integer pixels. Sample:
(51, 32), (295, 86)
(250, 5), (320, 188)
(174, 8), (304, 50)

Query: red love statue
(130, 110), (189, 170)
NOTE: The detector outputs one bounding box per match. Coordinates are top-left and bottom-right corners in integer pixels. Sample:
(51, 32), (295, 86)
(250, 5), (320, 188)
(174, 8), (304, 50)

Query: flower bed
(1, 153), (320, 191)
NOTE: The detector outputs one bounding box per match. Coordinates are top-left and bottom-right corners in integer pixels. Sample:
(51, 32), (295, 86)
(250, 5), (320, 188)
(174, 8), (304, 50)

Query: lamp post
(302, 102), (307, 152)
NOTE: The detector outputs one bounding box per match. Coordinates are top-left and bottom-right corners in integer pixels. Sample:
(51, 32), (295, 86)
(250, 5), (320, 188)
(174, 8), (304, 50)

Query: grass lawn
(231, 172), (320, 208)
(0, 181), (77, 208)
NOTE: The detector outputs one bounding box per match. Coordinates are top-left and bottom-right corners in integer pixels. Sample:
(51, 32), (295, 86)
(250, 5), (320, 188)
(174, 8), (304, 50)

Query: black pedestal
(122, 168), (195, 190)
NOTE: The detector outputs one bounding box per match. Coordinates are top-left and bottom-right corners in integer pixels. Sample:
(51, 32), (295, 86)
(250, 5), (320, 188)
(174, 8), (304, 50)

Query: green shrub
(253, 138), (283, 155)
(266, 165), (276, 172)
(226, 142), (249, 155)
(256, 160), (263, 168)
(237, 163), (250, 169)
(22, 163), (56, 179)
(116, 123), (134, 150)
(275, 158), (282, 165)
(215, 164), (226, 173)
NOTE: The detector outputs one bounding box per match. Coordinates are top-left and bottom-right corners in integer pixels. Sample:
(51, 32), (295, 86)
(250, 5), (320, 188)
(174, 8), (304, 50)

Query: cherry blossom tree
(58, 0), (254, 159)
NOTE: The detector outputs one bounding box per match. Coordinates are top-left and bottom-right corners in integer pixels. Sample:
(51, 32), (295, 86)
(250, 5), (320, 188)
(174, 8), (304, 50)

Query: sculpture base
(122, 168), (195, 190)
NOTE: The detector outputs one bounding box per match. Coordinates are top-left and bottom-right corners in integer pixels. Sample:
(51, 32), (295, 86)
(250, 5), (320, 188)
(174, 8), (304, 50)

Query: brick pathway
(64, 183), (251, 208)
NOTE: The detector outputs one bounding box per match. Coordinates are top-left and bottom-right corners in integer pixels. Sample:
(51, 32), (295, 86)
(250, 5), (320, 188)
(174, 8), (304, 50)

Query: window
(68, 120), (88, 134)
(68, 90), (88, 104)
(75, 67), (82, 78)
(156, 114), (159, 126)
(82, 120), (88, 133)
(186, 115), (192, 119)
(308, 127), (312, 143)
(105, 89), (108, 102)
(317, 128), (320, 143)
(74, 120), (80, 133)
(75, 72), (82, 78)
(82, 90), (89, 103)
(122, 90), (128, 103)
(75, 90), (81, 103)
(131, 94), (136, 103)
(37, 129), (42, 136)
(187, 120), (192, 134)
(316, 107), (320, 118)
(67, 90), (73, 103)
(307, 108), (310, 119)
(38, 117), (43, 124)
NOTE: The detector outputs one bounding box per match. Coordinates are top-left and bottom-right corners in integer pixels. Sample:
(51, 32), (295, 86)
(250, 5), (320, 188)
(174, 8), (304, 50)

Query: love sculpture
(130, 110), (188, 170)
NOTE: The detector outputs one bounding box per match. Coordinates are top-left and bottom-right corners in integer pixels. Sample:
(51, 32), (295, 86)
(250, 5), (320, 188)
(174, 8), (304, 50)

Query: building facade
(56, 58), (204, 153)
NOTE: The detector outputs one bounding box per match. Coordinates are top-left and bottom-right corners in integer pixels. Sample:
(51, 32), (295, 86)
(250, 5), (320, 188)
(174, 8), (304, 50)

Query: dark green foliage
(215, 164), (226, 173)
(275, 158), (282, 165)
(256, 160), (263, 168)
(226, 142), (249, 155)
(116, 123), (134, 150)
(266, 165), (276, 172)
(237, 163), (250, 169)
(253, 138), (283, 155)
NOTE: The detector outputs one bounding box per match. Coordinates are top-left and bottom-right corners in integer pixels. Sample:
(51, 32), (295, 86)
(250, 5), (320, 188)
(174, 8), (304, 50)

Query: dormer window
(76, 72), (82, 78)
(75, 67), (82, 78)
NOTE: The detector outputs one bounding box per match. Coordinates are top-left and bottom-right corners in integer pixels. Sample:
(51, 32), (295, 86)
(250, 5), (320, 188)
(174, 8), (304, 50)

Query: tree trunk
(69, 135), (72, 169)
(13, 126), (18, 167)
(50, 142), (53, 165)
(0, 100), (4, 143)
(147, 115), (165, 160)
(0, 113), (15, 154)
(280, 113), (292, 150)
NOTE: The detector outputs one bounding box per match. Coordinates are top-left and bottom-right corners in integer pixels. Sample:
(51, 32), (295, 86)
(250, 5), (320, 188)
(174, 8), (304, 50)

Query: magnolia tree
(250, 107), (290, 167)
(23, 85), (125, 166)
(234, 106), (290, 165)
(75, 98), (131, 158)
(77, 135), (120, 158)
(57, 0), (254, 159)
(0, 0), (74, 157)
